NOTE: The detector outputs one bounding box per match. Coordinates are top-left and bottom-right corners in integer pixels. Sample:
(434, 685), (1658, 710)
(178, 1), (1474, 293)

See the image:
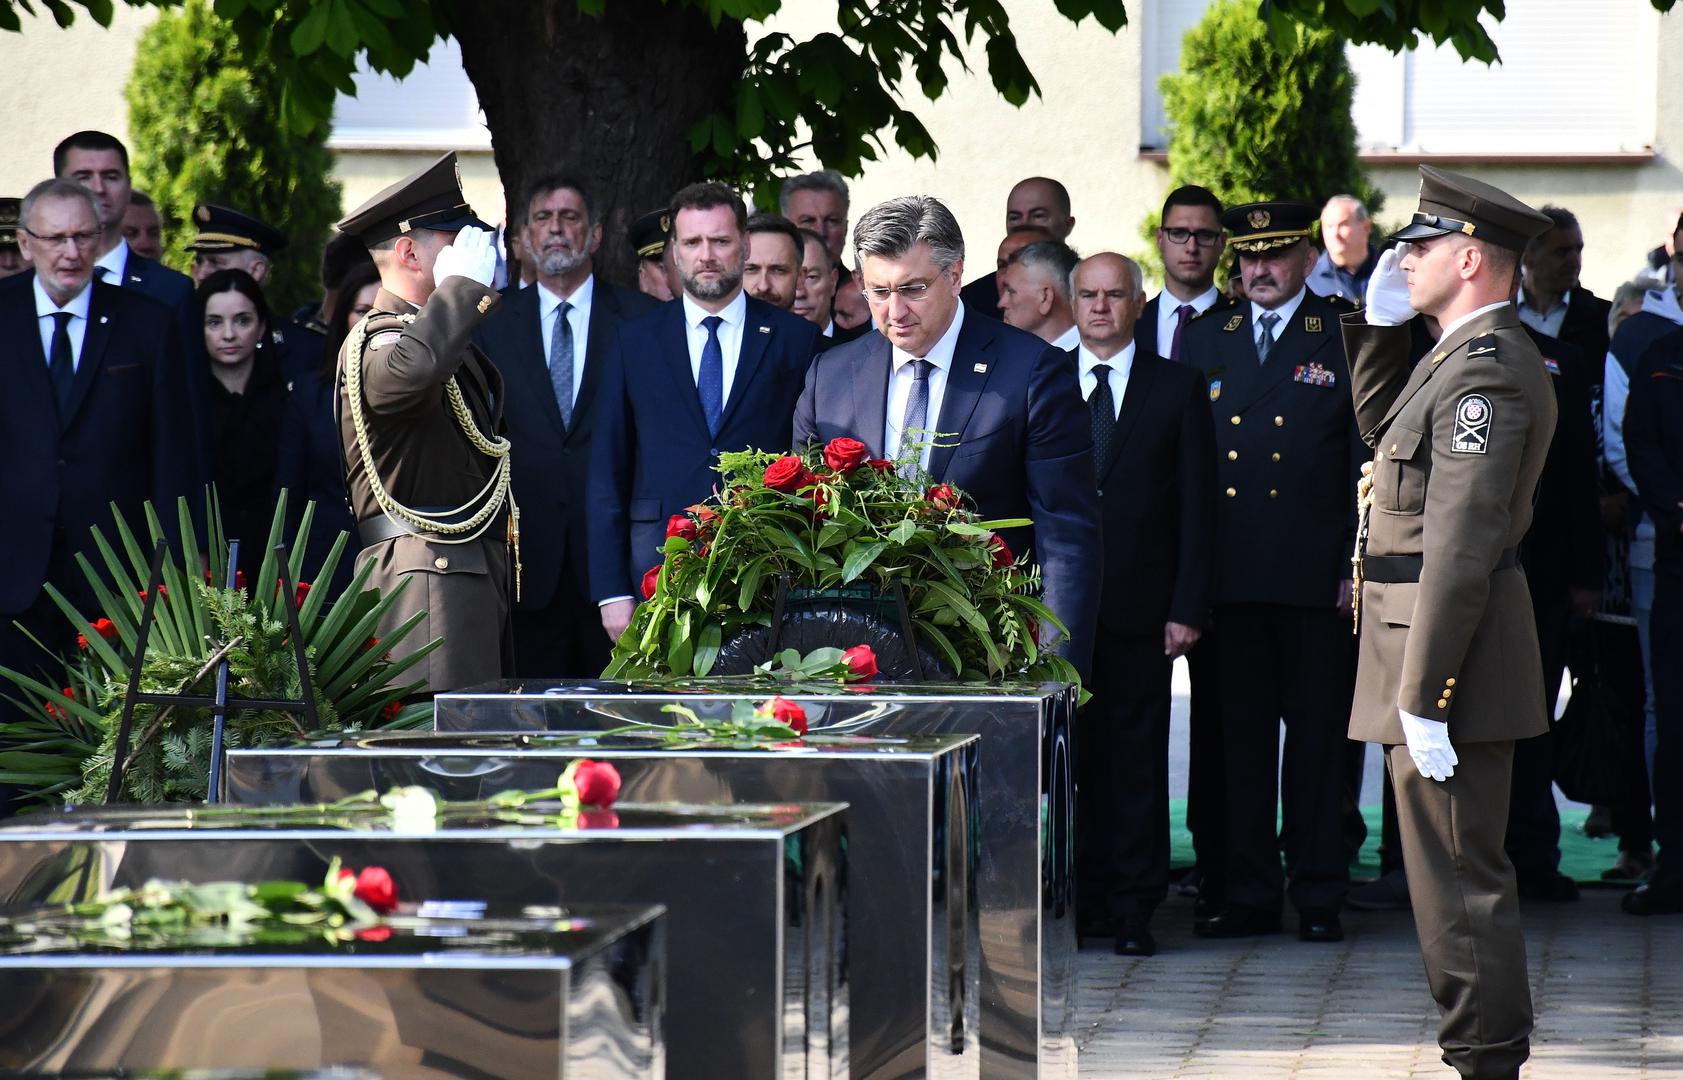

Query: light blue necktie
(549, 300), (574, 429)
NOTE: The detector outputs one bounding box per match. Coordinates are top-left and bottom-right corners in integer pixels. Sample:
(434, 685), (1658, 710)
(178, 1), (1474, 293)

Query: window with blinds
(330, 39), (491, 151)
(1142, 0), (1659, 156)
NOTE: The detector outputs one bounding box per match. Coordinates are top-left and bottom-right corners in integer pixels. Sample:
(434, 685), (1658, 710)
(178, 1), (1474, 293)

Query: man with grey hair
(998, 239), (1080, 349)
(792, 194), (1100, 673)
(1309, 194), (1377, 303)
(0, 177), (200, 780)
(1070, 250), (1215, 955)
(779, 170), (849, 262)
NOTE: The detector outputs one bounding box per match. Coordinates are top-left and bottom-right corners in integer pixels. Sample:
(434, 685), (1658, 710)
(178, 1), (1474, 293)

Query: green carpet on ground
(1167, 800), (1633, 884)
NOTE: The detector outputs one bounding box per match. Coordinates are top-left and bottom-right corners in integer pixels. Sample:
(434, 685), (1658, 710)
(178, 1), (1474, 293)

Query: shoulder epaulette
(1466, 333), (1499, 360)
(1191, 296), (1240, 321)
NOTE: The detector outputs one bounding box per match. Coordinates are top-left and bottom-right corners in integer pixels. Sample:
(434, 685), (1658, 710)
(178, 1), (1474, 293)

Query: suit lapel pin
(758, 325), (771, 334)
(973, 363), (987, 373)
(98, 316), (109, 325)
(1305, 316), (1322, 333)
(1223, 315), (1243, 332)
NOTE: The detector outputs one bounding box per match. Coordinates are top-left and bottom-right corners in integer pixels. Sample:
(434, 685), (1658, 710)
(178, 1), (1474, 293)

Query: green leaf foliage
(124, 0), (343, 313)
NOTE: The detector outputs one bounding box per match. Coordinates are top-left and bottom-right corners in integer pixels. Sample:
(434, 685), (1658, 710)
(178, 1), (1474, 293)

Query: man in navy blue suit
(0, 180), (200, 769)
(476, 173), (657, 677)
(589, 182), (820, 641)
(792, 195), (1100, 673)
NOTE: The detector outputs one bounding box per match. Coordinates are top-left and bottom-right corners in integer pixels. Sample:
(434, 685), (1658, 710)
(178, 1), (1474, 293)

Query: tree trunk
(450, 0), (747, 287)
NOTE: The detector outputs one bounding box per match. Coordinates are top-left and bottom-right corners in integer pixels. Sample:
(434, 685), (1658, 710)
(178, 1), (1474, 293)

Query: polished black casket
(225, 730), (981, 1080)
(0, 802), (845, 1080)
(434, 679), (1077, 1080)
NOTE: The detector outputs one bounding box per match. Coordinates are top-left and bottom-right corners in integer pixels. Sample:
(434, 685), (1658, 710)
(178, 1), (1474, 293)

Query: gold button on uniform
(1231, 415), (1242, 426)
(1274, 416), (1284, 427)
(1225, 487), (1237, 498)
(1228, 450), (1239, 461)
(1446, 678), (1457, 687)
(434, 557), (449, 570)
(1271, 452), (1281, 462)
(1438, 699), (1450, 709)
(1269, 489), (1279, 498)
(1442, 688), (1453, 698)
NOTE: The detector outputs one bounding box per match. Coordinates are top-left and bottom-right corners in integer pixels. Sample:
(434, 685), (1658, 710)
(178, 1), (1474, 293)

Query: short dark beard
(682, 266), (743, 301)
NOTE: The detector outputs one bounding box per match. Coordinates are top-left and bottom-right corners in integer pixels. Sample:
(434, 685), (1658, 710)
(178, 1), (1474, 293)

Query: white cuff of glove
(1399, 708), (1457, 782)
(1363, 247), (1417, 328)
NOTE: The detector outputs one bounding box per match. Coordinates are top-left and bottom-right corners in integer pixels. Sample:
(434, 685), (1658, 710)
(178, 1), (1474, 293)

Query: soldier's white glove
(433, 226), (499, 289)
(1364, 246), (1416, 327)
(1399, 709), (1457, 782)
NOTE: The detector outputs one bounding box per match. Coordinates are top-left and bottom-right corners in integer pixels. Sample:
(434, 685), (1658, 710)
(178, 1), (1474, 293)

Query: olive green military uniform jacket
(336, 276), (508, 694)
(1342, 304), (1556, 744)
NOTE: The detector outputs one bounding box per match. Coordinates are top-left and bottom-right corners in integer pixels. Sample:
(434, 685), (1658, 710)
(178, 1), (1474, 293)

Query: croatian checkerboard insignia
(1451, 393), (1492, 454)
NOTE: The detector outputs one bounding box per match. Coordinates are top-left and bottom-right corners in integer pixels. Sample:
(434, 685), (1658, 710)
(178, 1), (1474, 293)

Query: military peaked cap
(336, 151), (491, 246)
(186, 203), (288, 254)
(1221, 201), (1315, 254)
(629, 207), (671, 259)
(1390, 166), (1553, 253)
(0, 197), (19, 251)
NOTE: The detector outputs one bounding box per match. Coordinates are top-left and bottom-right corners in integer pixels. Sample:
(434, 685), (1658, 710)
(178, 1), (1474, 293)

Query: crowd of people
(3, 128), (1682, 1074)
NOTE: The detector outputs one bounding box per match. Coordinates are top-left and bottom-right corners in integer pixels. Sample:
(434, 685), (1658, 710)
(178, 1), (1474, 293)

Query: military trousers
(1214, 603), (1353, 914)
(1388, 740), (1532, 1080)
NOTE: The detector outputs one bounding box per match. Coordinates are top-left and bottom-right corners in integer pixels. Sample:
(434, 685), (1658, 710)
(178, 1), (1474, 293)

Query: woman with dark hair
(273, 260), (380, 595)
(197, 268), (287, 556)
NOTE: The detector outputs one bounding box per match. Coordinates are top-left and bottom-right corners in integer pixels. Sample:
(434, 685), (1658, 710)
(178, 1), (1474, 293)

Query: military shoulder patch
(1451, 393), (1492, 454)
(1466, 333), (1499, 360)
(367, 330), (404, 352)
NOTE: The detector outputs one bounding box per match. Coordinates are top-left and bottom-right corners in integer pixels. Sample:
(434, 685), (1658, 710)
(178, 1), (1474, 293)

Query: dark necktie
(1169, 303), (1193, 361)
(1089, 363), (1116, 475)
(899, 359), (932, 475)
(93, 266), (110, 283)
(1257, 311), (1280, 364)
(48, 311), (75, 413)
(698, 315), (724, 435)
(550, 300), (575, 429)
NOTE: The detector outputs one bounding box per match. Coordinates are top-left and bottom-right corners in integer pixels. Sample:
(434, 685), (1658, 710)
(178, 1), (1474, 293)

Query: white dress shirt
(1049, 323), (1081, 352)
(94, 237), (130, 286)
(1436, 300), (1513, 347)
(1077, 341), (1134, 420)
(1516, 285), (1569, 339)
(34, 277), (93, 370)
(1153, 285), (1221, 359)
(1251, 287), (1307, 358)
(885, 302), (965, 472)
(681, 289), (747, 406)
(537, 275), (594, 408)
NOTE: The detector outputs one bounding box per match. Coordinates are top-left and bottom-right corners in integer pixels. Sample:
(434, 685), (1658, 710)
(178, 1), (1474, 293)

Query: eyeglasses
(22, 227), (102, 251)
(862, 278), (941, 303)
(1160, 227), (1222, 248)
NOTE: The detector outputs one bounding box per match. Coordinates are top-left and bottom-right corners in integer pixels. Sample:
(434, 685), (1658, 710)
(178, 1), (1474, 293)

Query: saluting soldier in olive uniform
(1180, 202), (1366, 945)
(1342, 166), (1556, 1080)
(333, 152), (515, 695)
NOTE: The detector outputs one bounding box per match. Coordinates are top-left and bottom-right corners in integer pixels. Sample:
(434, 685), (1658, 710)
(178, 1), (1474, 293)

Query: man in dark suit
(475, 173), (657, 678)
(1071, 252), (1215, 956)
(792, 194), (1100, 673)
(0, 179), (200, 723)
(590, 182), (820, 641)
(1181, 201), (1365, 943)
(1519, 206), (1613, 438)
(959, 176), (1073, 313)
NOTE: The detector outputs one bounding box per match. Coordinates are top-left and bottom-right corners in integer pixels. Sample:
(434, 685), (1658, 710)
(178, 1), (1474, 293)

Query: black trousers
(1215, 603), (1352, 913)
(510, 568), (614, 680)
(1650, 559), (1683, 891)
(0, 549), (86, 819)
(1076, 630), (1172, 923)
(1504, 588), (1567, 881)
(1185, 632), (1225, 896)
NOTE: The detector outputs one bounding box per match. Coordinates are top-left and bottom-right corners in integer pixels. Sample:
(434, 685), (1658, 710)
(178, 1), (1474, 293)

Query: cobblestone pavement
(1074, 887), (1683, 1078)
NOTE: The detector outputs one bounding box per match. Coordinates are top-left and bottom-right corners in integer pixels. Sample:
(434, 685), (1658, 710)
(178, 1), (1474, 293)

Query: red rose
(355, 925), (393, 942)
(763, 455), (814, 493)
(641, 565), (662, 600)
(295, 581), (311, 608)
(842, 644), (879, 682)
(867, 459), (894, 473)
(809, 484), (833, 520)
(573, 759), (623, 808)
(364, 636), (380, 652)
(666, 514), (698, 542)
(989, 533), (1015, 569)
(823, 437), (869, 474)
(44, 687), (75, 720)
(580, 808), (621, 830)
(342, 865), (398, 913)
(770, 696), (808, 734)
(381, 700), (402, 722)
(927, 484), (960, 513)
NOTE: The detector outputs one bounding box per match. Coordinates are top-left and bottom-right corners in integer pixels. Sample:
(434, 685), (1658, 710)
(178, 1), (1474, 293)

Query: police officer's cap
(629, 208), (670, 260)
(335, 151), (492, 246)
(0, 197), (19, 252)
(1221, 201), (1315, 255)
(1390, 166), (1552, 253)
(185, 203), (287, 255)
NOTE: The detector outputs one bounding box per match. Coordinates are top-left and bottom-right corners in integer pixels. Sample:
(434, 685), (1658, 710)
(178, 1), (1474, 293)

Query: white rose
(381, 786), (439, 834)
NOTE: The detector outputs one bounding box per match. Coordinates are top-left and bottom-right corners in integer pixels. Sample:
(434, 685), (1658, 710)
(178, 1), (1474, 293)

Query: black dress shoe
(1621, 881), (1683, 916)
(1192, 906), (1281, 938)
(1192, 889), (1227, 919)
(1517, 871), (1580, 902)
(1115, 917), (1157, 956)
(1298, 909), (1344, 942)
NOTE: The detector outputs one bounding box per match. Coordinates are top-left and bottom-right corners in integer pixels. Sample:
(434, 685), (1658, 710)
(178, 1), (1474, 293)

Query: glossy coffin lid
(226, 731), (981, 1080)
(0, 802), (846, 1080)
(433, 680), (1077, 1080)
(0, 903), (664, 1077)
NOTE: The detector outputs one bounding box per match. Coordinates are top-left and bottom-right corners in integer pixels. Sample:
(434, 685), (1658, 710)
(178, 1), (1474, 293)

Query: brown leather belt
(357, 507), (462, 547)
(1362, 547), (1520, 584)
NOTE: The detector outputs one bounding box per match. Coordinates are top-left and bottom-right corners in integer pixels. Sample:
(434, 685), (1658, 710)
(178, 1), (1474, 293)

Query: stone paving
(1074, 887), (1683, 1078)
